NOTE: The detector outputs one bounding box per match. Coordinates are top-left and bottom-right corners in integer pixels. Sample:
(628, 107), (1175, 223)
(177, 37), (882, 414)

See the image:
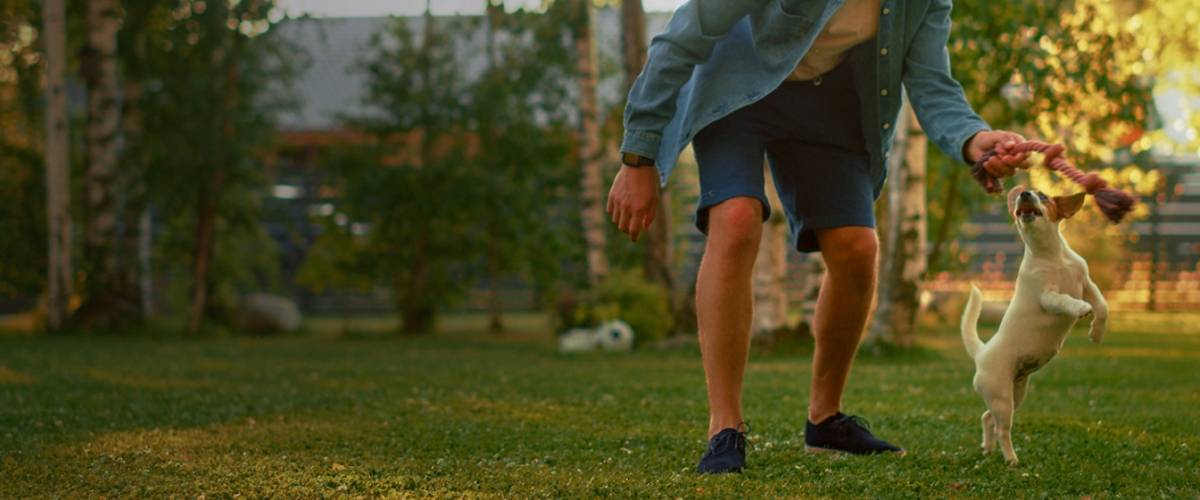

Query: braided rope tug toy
(971, 141), (1136, 223)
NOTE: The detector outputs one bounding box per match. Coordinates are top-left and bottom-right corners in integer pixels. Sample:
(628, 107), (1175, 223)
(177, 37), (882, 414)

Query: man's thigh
(766, 140), (876, 253)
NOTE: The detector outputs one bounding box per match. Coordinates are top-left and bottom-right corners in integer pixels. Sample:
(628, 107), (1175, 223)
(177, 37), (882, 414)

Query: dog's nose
(1019, 191), (1034, 202)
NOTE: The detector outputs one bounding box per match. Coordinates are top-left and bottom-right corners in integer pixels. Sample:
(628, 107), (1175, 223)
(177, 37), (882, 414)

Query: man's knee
(819, 228), (878, 278)
(706, 197), (764, 254)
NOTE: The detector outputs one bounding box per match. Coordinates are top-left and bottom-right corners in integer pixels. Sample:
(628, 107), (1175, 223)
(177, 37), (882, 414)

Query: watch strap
(621, 152), (655, 167)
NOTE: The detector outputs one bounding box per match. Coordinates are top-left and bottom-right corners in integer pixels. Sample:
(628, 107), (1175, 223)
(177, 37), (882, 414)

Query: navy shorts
(693, 59), (874, 253)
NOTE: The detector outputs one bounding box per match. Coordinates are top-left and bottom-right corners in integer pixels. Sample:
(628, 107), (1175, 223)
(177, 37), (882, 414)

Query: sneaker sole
(805, 445), (907, 457)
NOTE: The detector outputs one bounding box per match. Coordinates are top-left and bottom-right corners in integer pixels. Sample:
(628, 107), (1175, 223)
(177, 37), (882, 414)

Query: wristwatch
(621, 152), (656, 168)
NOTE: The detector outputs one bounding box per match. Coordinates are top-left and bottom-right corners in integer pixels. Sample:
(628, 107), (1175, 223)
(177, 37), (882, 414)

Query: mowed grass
(1, 314), (1197, 498)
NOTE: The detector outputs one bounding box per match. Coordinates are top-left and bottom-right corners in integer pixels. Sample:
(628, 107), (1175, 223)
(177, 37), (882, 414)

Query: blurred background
(1, 0), (1198, 344)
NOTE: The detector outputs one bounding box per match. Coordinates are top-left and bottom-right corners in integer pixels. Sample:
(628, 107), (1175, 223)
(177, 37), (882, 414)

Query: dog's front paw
(1071, 301), (1093, 319)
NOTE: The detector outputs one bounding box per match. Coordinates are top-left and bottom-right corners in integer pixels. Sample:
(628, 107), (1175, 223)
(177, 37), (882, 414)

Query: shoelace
(711, 421), (752, 452)
(737, 421), (752, 451)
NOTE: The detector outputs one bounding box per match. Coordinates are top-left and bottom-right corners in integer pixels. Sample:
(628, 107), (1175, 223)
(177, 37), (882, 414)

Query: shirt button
(882, 7), (891, 15)
(880, 89), (889, 96)
(882, 122), (891, 130)
(880, 48), (889, 56)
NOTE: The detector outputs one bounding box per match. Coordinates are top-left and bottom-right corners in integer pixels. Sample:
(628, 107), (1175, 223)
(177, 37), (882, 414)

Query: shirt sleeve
(900, 0), (990, 165)
(620, 0), (767, 160)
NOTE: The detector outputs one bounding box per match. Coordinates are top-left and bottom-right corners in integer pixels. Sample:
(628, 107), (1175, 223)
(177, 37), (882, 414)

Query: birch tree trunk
(43, 0), (73, 331)
(753, 165), (789, 335)
(868, 98), (927, 347)
(576, 0), (609, 285)
(77, 0), (130, 328)
(622, 0), (675, 325)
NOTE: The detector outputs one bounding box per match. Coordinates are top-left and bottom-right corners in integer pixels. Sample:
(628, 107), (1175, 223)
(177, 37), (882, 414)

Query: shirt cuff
(620, 129), (662, 160)
(953, 123), (991, 165)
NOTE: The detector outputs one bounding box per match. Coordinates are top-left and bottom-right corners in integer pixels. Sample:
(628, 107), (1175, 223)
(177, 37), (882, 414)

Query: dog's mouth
(1014, 203), (1043, 221)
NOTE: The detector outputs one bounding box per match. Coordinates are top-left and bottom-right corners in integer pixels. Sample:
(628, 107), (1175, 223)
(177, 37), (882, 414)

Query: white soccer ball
(595, 320), (634, 352)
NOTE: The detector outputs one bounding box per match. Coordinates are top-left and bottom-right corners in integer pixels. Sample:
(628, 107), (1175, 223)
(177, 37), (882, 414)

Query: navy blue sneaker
(696, 424), (749, 474)
(804, 412), (905, 456)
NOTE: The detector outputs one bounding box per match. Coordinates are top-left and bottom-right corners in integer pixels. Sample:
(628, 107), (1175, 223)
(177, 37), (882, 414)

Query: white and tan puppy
(961, 185), (1109, 465)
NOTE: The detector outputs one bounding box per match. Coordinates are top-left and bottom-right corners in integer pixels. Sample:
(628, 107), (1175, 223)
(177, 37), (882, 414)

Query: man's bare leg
(807, 226), (879, 424)
(696, 197), (762, 439)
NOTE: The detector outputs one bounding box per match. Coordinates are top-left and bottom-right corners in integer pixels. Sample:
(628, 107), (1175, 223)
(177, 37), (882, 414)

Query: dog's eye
(1037, 192), (1049, 202)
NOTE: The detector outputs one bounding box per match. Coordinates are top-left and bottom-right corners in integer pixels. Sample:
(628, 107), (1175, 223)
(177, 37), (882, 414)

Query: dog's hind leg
(990, 397), (1018, 465)
(979, 380), (1019, 465)
(980, 410), (996, 454)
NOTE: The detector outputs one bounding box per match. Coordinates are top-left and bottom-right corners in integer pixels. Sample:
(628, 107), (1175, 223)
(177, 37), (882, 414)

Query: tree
(74, 0), (135, 329)
(574, 0), (609, 285)
(42, 0), (72, 331)
(869, 99), (926, 347)
(303, 6), (577, 334)
(620, 0), (676, 329)
(0, 1), (48, 304)
(131, 0), (295, 334)
(474, 2), (576, 333)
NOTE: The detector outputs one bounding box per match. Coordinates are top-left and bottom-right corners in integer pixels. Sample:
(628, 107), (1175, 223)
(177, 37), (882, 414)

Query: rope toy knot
(970, 140), (1135, 223)
(1079, 172), (1105, 194)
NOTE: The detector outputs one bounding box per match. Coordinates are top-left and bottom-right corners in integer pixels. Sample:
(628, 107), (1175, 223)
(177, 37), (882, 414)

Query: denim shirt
(619, 0), (990, 197)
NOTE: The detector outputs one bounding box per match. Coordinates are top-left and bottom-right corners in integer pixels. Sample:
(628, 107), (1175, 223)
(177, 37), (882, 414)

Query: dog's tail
(961, 284), (985, 359)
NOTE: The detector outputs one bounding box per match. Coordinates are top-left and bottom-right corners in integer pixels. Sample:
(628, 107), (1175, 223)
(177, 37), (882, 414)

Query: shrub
(580, 269), (672, 343)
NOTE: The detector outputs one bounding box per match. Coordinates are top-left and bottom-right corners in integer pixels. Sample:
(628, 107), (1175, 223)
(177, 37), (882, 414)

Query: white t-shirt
(787, 0), (880, 81)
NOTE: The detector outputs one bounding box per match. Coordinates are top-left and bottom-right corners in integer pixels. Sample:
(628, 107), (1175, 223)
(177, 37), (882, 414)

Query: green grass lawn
(1, 315), (1197, 498)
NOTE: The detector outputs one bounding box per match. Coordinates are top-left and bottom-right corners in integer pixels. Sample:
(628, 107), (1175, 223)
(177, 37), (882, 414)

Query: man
(607, 0), (1028, 473)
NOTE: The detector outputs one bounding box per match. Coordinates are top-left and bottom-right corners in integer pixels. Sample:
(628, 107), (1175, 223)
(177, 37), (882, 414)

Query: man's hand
(606, 165), (660, 242)
(965, 130), (1031, 178)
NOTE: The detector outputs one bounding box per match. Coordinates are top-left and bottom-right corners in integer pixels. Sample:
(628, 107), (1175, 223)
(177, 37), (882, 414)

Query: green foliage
(0, 1), (46, 299)
(300, 8), (580, 334)
(928, 0), (1159, 272)
(0, 152), (44, 298)
(314, 144), (481, 335)
(470, 7), (580, 299)
(294, 217), (372, 295)
(580, 268), (672, 342)
(120, 0), (297, 324)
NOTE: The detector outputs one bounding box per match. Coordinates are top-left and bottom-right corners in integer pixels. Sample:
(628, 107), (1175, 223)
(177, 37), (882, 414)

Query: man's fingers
(984, 159), (1014, 177)
(635, 214), (653, 242)
(627, 206), (661, 242)
(618, 207), (635, 235)
(1015, 152), (1032, 169)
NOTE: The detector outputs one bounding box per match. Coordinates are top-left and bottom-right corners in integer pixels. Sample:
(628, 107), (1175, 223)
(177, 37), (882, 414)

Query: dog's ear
(1007, 186), (1026, 215)
(1053, 192), (1087, 220)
